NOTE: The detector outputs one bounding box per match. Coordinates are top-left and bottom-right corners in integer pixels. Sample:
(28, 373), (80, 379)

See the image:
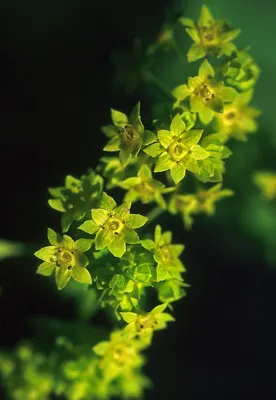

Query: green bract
(222, 49), (260, 91)
(48, 170), (103, 233)
(78, 192), (148, 258)
(102, 102), (156, 167)
(169, 183), (233, 229)
(118, 164), (174, 208)
(141, 225), (185, 282)
(180, 5), (241, 62)
(121, 303), (175, 345)
(34, 228), (93, 290)
(172, 59), (238, 124)
(144, 113), (209, 183)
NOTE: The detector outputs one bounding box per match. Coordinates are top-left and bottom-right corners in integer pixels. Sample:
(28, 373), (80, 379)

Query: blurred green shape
(0, 239), (25, 261)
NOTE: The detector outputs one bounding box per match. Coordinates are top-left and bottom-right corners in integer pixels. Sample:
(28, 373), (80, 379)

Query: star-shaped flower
(169, 183), (233, 229)
(102, 102), (156, 167)
(144, 114), (209, 184)
(254, 172), (276, 200)
(141, 225), (185, 282)
(121, 303), (175, 345)
(215, 90), (261, 141)
(78, 193), (148, 258)
(172, 59), (238, 125)
(180, 5), (241, 62)
(34, 228), (93, 290)
(117, 164), (174, 208)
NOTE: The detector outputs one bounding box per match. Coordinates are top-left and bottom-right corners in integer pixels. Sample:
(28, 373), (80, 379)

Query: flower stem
(145, 206), (164, 224)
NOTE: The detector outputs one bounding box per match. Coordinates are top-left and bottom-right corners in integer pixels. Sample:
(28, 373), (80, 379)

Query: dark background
(1, 0), (276, 399)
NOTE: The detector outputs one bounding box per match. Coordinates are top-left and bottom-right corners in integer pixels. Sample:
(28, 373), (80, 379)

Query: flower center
(121, 124), (139, 142)
(199, 84), (215, 102)
(135, 182), (155, 197)
(200, 26), (218, 46)
(105, 216), (124, 234)
(168, 141), (188, 161)
(159, 245), (173, 263)
(54, 248), (75, 268)
(112, 344), (133, 366)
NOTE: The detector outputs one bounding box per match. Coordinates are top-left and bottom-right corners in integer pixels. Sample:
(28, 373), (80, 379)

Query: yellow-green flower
(141, 225), (185, 282)
(117, 164), (174, 208)
(215, 90), (261, 141)
(144, 113), (209, 183)
(172, 60), (238, 125)
(169, 183), (233, 229)
(93, 330), (145, 381)
(102, 102), (156, 167)
(254, 172), (276, 200)
(121, 303), (175, 345)
(78, 193), (148, 258)
(34, 228), (93, 290)
(180, 5), (241, 62)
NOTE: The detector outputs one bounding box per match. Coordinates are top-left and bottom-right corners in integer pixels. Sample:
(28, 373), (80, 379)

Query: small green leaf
(156, 264), (168, 282)
(103, 136), (120, 152)
(101, 124), (118, 138)
(114, 202), (130, 220)
(187, 43), (206, 62)
(171, 84), (190, 101)
(75, 250), (89, 268)
(143, 143), (163, 157)
(181, 129), (203, 147)
(124, 227), (140, 244)
(223, 86), (238, 102)
(92, 209), (109, 226)
(185, 27), (200, 42)
(100, 192), (117, 212)
(48, 199), (65, 212)
(119, 149), (132, 166)
(154, 153), (175, 173)
(157, 130), (173, 148)
(47, 228), (62, 246)
(191, 145), (209, 160)
(128, 102), (141, 126)
(108, 235), (126, 258)
(141, 239), (155, 251)
(198, 5), (214, 27)
(120, 312), (137, 323)
(62, 235), (75, 251)
(126, 214), (148, 228)
(75, 238), (93, 253)
(78, 220), (99, 234)
(93, 341), (109, 356)
(72, 264), (92, 284)
(198, 59), (215, 78)
(143, 130), (157, 145)
(34, 246), (56, 262)
(55, 267), (72, 290)
(138, 164), (152, 180)
(36, 262), (55, 276)
(95, 228), (113, 250)
(111, 109), (128, 128)
(171, 163), (186, 184)
(170, 114), (186, 136)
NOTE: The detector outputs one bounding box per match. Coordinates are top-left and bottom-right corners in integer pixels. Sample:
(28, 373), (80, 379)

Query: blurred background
(1, 0), (276, 398)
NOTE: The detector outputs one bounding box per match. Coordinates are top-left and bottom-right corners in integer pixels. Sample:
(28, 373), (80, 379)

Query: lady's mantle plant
(0, 5), (261, 400)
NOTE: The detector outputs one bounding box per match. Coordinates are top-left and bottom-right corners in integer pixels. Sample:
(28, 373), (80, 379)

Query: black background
(0, 1), (276, 399)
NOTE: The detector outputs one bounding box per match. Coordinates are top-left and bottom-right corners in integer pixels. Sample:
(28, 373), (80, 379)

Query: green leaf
(47, 228), (62, 246)
(92, 209), (109, 226)
(34, 246), (56, 262)
(55, 267), (72, 290)
(138, 164), (152, 180)
(119, 177), (141, 189)
(101, 124), (118, 138)
(171, 84), (190, 101)
(157, 130), (173, 148)
(191, 145), (209, 160)
(124, 227), (140, 244)
(210, 96), (224, 113)
(184, 156), (200, 174)
(75, 238), (93, 253)
(75, 251), (89, 268)
(108, 235), (126, 258)
(151, 303), (168, 314)
(171, 163), (186, 184)
(143, 130), (157, 145)
(62, 235), (75, 251)
(141, 239), (155, 251)
(61, 213), (74, 233)
(36, 262), (55, 276)
(181, 129), (203, 147)
(48, 199), (65, 212)
(120, 312), (137, 323)
(221, 28), (241, 42)
(119, 149), (132, 166)
(143, 143), (163, 157)
(154, 153), (175, 173)
(78, 220), (99, 234)
(103, 136), (120, 152)
(114, 202), (130, 220)
(187, 43), (206, 62)
(128, 102), (141, 126)
(100, 192), (117, 212)
(170, 114), (186, 136)
(171, 244), (185, 257)
(223, 86), (238, 102)
(72, 264), (92, 285)
(93, 341), (109, 356)
(185, 27), (200, 42)
(198, 59), (215, 78)
(179, 17), (195, 28)
(111, 109), (128, 128)
(126, 214), (148, 228)
(95, 228), (113, 250)
(198, 5), (214, 27)
(198, 107), (214, 125)
(156, 264), (168, 282)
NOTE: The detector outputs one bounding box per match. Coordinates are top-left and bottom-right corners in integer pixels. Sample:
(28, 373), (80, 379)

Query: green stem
(171, 38), (187, 68)
(145, 206), (164, 224)
(142, 68), (174, 99)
